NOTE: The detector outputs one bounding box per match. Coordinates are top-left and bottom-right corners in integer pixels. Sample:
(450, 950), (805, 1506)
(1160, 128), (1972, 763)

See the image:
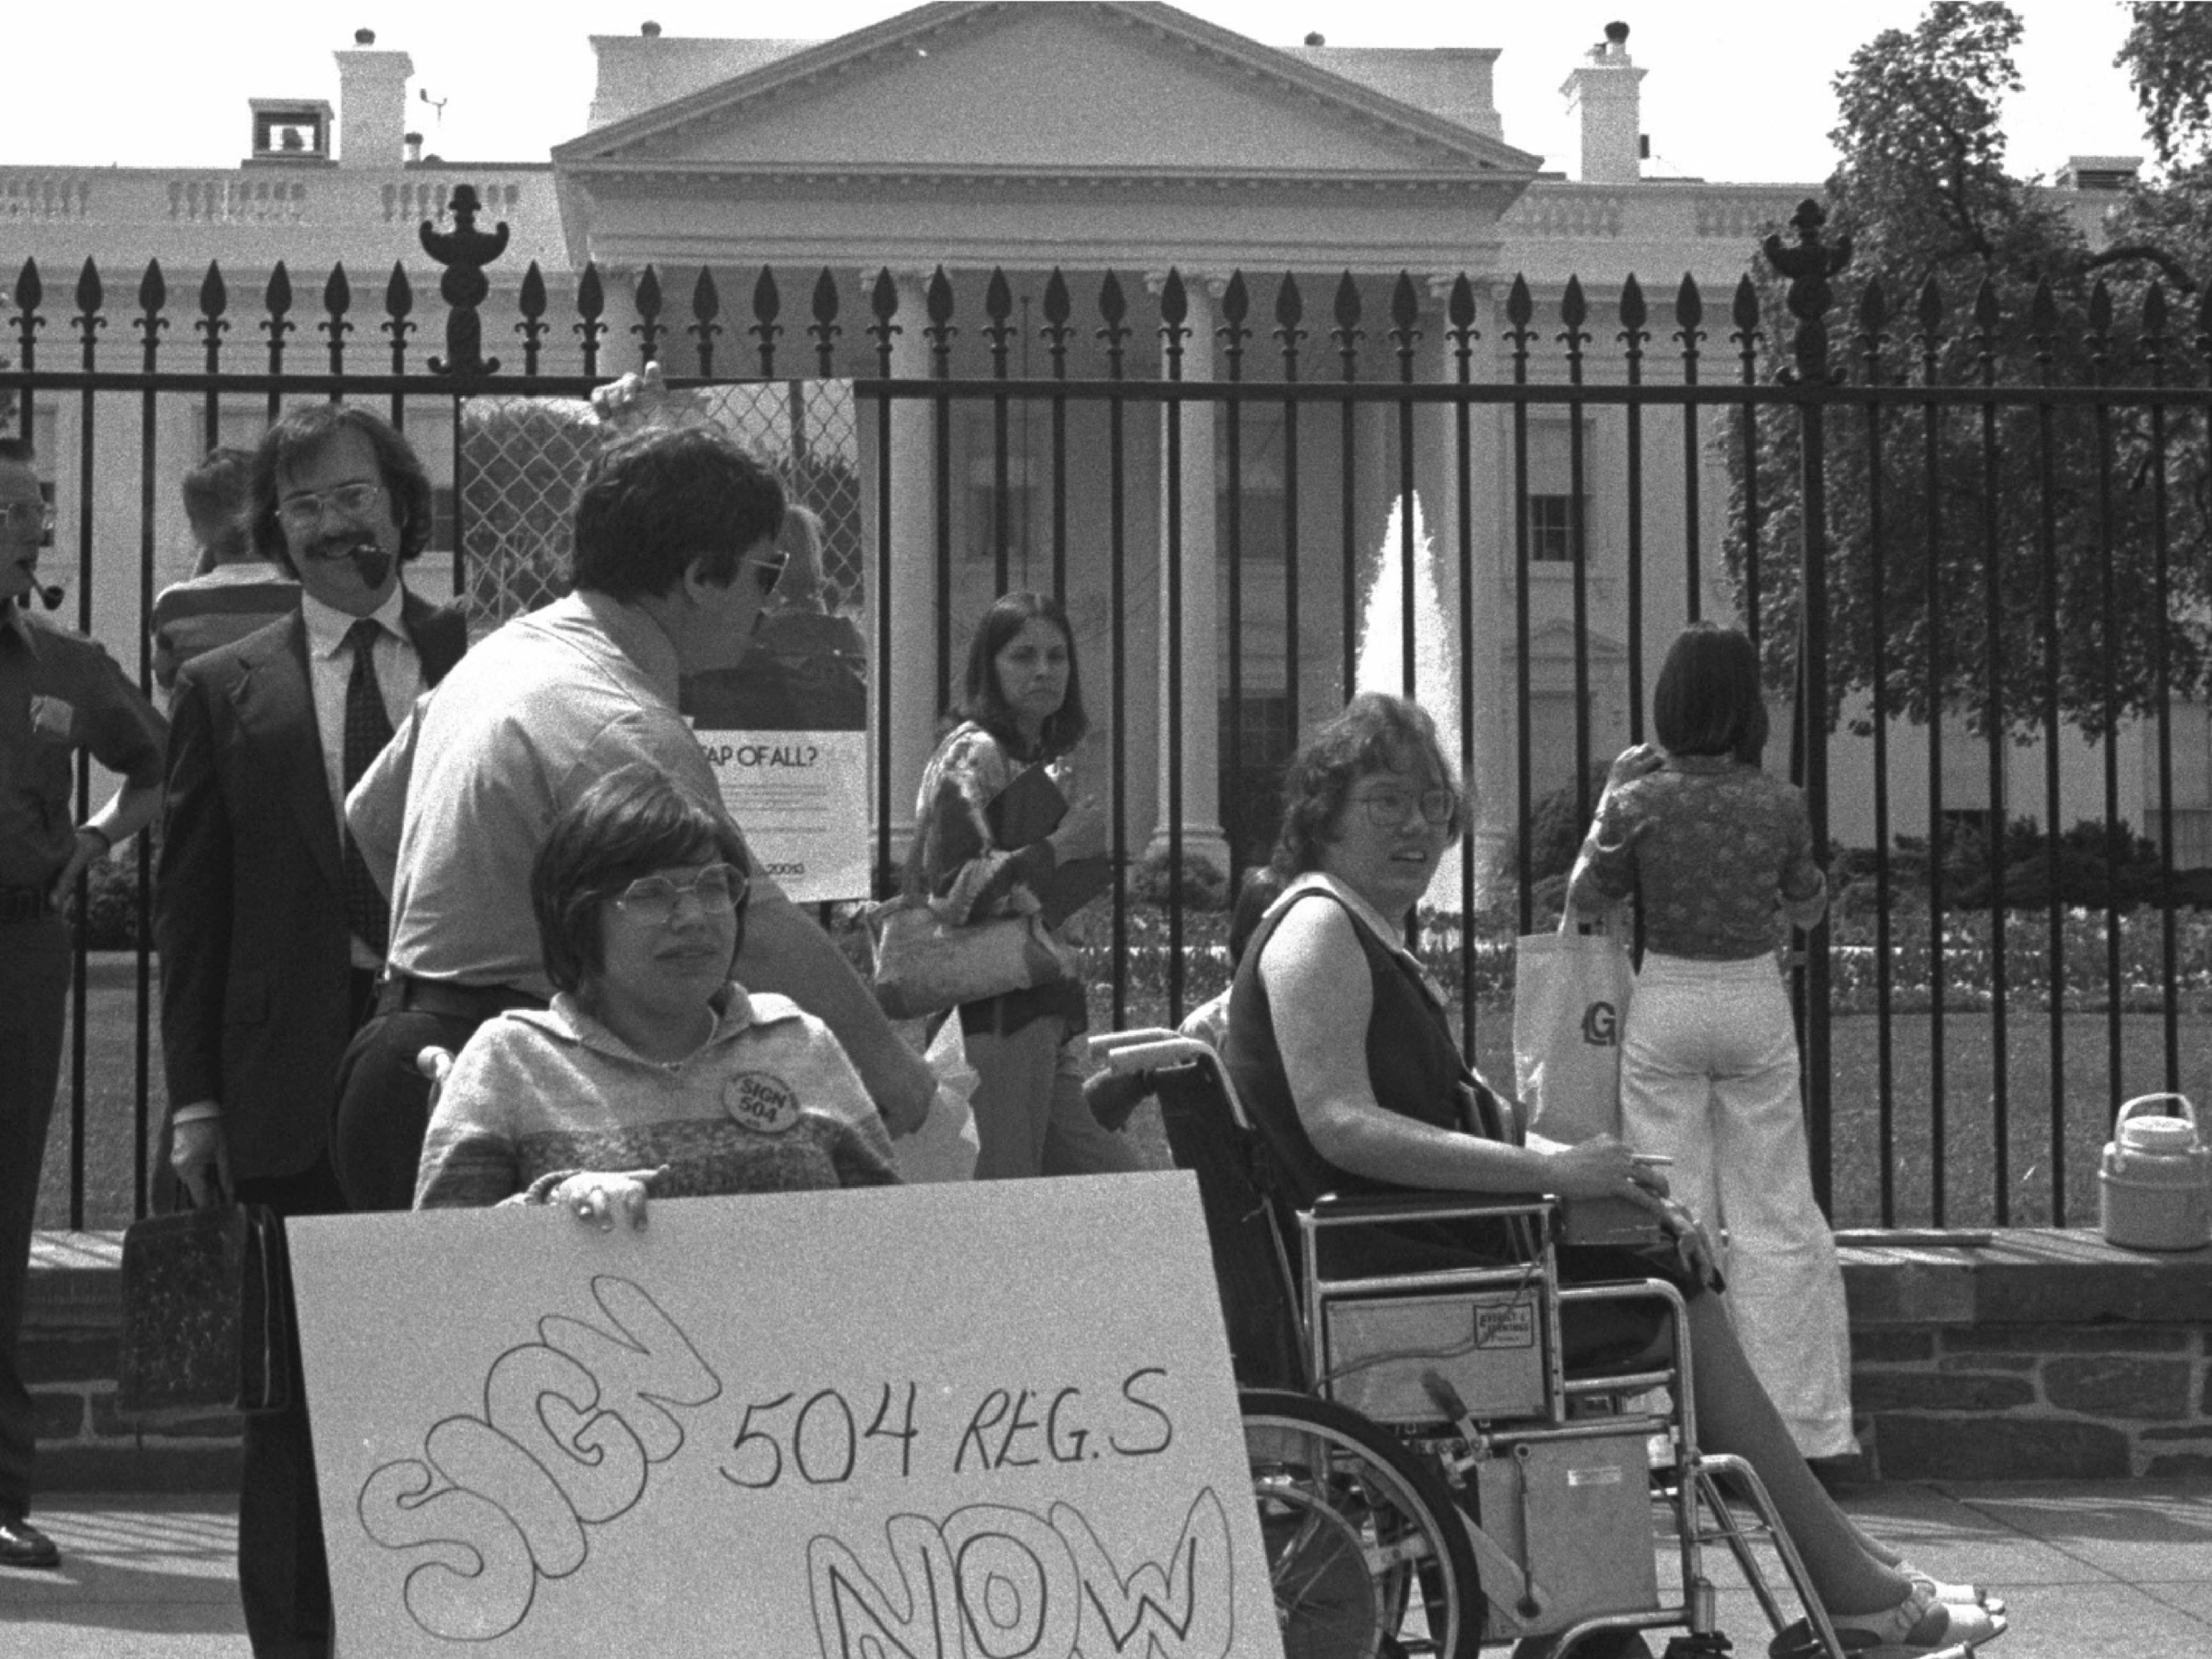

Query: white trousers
(1621, 952), (1859, 1459)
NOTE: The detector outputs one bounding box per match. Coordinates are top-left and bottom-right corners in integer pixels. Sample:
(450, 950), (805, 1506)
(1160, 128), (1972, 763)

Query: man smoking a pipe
(154, 404), (465, 1657)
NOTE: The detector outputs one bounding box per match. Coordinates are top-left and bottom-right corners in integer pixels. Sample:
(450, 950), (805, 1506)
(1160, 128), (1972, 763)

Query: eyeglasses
(0, 501), (53, 534)
(1350, 786), (1456, 830)
(275, 480), (385, 534)
(745, 552), (787, 599)
(608, 862), (749, 925)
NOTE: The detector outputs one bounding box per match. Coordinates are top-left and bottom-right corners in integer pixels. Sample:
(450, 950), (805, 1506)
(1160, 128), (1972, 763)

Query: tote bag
(1513, 904), (1635, 1145)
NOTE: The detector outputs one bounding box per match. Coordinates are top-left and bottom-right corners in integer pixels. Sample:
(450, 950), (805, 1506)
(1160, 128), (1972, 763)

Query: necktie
(341, 617), (395, 956)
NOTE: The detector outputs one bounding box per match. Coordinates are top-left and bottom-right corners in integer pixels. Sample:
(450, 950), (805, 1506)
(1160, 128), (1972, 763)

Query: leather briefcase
(116, 1203), (290, 1424)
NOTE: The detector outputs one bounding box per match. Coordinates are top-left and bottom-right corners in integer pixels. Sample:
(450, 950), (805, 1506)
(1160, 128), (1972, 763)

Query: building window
(2161, 702), (2212, 867)
(1527, 494), (1583, 563)
(1217, 405), (1287, 563)
(1220, 693), (1293, 864)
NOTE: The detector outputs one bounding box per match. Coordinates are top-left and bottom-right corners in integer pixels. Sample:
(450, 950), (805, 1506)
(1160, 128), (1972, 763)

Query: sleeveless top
(1223, 880), (1521, 1272)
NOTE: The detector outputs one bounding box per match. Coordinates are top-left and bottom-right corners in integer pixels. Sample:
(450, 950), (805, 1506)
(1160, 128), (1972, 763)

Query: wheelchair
(1094, 1029), (1852, 1659)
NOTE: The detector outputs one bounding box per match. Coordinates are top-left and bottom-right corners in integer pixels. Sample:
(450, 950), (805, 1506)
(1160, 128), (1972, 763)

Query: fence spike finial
(421, 183), (508, 375)
(1760, 197), (1849, 384)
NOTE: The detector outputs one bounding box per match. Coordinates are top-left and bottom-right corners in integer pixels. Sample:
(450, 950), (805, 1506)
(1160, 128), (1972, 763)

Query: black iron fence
(11, 193), (2212, 1234)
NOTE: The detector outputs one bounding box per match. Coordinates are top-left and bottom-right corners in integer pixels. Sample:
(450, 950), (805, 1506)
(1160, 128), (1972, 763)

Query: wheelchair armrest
(1087, 1028), (1183, 1066)
(1308, 1189), (1557, 1225)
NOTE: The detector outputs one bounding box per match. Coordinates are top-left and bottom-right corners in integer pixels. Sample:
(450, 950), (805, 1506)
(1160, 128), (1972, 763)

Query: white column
(878, 270), (938, 861)
(1147, 271), (1229, 877)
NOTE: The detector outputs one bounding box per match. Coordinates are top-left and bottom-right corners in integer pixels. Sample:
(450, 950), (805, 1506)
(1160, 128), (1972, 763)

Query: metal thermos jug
(2099, 1093), (2212, 1252)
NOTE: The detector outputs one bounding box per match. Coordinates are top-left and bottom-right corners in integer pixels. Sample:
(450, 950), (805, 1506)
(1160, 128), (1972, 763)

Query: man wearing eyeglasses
(152, 405), (466, 1655)
(0, 437), (168, 1572)
(337, 418), (933, 1217)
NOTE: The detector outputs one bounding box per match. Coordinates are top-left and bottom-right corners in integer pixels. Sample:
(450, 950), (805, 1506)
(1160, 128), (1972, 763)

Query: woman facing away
(1566, 621), (1856, 1464)
(1221, 692), (2003, 1659)
(414, 766), (897, 1219)
(913, 591), (1146, 1180)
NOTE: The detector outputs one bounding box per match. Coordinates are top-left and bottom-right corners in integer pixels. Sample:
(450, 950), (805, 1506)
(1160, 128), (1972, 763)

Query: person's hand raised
(1603, 742), (1666, 794)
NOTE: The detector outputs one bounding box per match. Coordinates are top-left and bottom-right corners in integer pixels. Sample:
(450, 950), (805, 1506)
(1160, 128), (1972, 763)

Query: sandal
(1896, 1559), (2005, 1617)
(1768, 1581), (2007, 1658)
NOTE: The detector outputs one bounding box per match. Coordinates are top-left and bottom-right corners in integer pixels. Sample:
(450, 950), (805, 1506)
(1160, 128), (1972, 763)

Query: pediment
(556, 2), (1539, 182)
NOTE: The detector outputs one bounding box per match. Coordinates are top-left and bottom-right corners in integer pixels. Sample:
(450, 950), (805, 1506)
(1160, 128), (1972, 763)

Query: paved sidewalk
(3, 1480), (2210, 1655)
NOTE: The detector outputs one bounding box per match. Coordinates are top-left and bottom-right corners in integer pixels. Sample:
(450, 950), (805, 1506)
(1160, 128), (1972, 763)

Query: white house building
(0, 4), (2176, 884)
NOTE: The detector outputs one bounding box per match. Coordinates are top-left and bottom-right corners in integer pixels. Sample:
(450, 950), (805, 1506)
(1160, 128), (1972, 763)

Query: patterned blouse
(1567, 753), (1825, 961)
(914, 719), (1088, 1035)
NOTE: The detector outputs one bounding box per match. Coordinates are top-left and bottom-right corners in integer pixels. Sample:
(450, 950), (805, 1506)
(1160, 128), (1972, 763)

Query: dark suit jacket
(156, 591), (466, 1181)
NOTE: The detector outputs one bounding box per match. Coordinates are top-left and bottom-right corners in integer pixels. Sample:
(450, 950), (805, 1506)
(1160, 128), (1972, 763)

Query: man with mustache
(154, 405), (466, 1657)
(0, 437), (167, 1574)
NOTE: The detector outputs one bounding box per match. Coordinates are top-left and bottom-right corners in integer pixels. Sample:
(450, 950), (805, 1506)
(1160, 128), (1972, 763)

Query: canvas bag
(1513, 903), (1635, 1145)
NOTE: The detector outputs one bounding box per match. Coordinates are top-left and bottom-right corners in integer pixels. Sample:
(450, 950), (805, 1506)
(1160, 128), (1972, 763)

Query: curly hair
(530, 766), (750, 995)
(957, 590), (1089, 758)
(570, 424), (785, 603)
(1271, 692), (1466, 877)
(248, 406), (435, 576)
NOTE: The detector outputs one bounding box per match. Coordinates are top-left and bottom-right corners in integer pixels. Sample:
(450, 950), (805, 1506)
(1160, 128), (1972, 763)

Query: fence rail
(12, 192), (2212, 1235)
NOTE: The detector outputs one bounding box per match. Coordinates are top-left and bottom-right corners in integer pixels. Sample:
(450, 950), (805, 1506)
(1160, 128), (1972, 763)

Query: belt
(377, 973), (545, 1023)
(0, 884), (55, 924)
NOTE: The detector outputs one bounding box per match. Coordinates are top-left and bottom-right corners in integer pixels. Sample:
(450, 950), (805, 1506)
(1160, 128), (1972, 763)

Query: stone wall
(1836, 1228), (2212, 1481)
(26, 1224), (2212, 1489)
(24, 1233), (241, 1492)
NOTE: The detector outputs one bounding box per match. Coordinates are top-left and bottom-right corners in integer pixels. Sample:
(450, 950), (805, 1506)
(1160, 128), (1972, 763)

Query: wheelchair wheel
(1240, 1388), (1483, 1659)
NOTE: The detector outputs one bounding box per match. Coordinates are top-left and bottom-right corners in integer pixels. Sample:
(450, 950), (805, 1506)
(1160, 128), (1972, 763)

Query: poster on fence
(460, 380), (873, 901)
(288, 1174), (1280, 1659)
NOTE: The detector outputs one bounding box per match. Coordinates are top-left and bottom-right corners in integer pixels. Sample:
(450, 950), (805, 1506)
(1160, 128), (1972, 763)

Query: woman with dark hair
(413, 766), (895, 1218)
(913, 591), (1144, 1179)
(1225, 692), (2003, 1657)
(1566, 620), (1855, 1465)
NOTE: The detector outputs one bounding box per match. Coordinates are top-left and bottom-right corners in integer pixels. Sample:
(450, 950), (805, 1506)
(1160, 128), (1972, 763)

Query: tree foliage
(2119, 1), (2212, 168)
(1727, 2), (2212, 742)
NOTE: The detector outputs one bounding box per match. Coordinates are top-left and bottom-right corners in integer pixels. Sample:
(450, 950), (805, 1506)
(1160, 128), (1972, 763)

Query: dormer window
(246, 99), (334, 166)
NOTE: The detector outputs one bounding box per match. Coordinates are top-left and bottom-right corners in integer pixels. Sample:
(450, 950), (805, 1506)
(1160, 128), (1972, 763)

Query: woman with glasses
(413, 766), (896, 1219)
(1221, 692), (2005, 1657)
(1566, 622), (1856, 1468)
(913, 591), (1145, 1180)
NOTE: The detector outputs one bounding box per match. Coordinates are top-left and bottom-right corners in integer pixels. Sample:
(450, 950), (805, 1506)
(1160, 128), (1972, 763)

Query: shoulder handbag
(866, 774), (1082, 1020)
(865, 894), (1079, 1021)
(1512, 900), (1636, 1146)
(116, 1202), (291, 1424)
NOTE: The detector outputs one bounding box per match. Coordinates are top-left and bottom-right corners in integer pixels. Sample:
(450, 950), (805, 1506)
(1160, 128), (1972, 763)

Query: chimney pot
(641, 19), (662, 36)
(1605, 21), (1630, 44)
(355, 27), (374, 45)
(1304, 31), (1325, 46)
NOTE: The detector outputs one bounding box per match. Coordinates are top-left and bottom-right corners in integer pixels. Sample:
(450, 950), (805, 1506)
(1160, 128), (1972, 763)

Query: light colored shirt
(1568, 753), (1826, 961)
(149, 565), (298, 693)
(413, 984), (897, 1207)
(352, 589), (784, 996)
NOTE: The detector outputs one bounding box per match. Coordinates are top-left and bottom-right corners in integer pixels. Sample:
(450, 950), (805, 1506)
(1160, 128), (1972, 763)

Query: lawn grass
(43, 954), (2212, 1234)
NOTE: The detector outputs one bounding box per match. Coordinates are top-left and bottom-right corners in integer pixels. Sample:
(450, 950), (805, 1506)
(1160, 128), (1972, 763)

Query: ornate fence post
(421, 183), (509, 376)
(1762, 196), (1850, 1209)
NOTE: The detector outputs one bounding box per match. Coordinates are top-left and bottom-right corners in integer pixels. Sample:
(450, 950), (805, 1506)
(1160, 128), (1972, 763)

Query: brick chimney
(335, 28), (415, 168)
(1562, 21), (1644, 185)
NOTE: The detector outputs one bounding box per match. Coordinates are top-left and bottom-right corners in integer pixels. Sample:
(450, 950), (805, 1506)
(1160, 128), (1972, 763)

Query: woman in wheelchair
(1221, 693), (2004, 1658)
(413, 767), (897, 1219)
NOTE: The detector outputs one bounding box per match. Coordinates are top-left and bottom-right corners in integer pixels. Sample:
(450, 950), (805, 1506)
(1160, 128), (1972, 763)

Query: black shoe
(0, 1512), (60, 1569)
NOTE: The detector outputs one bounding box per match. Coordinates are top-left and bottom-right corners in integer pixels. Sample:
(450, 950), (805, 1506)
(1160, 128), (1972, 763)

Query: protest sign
(460, 381), (875, 902)
(288, 1174), (1282, 1659)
